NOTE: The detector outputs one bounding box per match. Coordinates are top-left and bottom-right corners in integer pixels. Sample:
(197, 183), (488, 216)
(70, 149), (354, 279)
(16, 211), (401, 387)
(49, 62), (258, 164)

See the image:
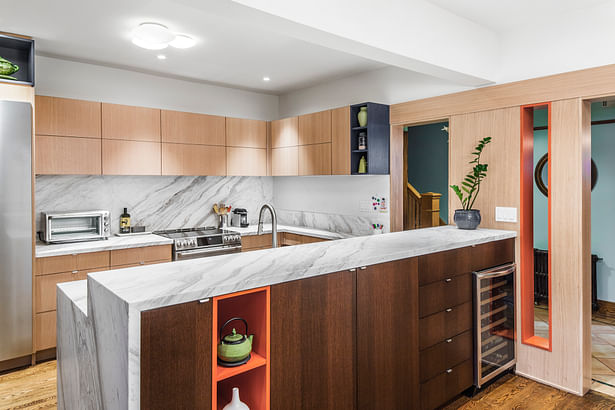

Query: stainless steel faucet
(257, 204), (278, 248)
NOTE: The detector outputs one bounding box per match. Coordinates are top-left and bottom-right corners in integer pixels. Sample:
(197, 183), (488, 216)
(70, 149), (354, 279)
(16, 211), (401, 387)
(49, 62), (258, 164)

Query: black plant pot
(454, 209), (481, 230)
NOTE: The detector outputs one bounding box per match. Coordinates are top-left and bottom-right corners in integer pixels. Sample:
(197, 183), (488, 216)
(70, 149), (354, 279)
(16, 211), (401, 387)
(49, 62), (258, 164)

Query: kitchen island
(57, 226), (516, 410)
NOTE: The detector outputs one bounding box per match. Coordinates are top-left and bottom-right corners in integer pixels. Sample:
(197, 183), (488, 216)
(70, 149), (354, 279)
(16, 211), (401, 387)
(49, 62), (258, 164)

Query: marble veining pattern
(277, 208), (390, 236)
(35, 234), (173, 257)
(35, 175), (273, 235)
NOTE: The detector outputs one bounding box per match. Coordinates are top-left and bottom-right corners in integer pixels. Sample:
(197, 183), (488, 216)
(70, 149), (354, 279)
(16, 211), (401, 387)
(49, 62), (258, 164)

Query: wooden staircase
(405, 182), (446, 230)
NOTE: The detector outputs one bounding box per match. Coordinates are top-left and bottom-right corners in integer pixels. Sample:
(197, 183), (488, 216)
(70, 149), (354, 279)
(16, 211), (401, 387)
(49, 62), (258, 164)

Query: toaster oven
(41, 211), (110, 243)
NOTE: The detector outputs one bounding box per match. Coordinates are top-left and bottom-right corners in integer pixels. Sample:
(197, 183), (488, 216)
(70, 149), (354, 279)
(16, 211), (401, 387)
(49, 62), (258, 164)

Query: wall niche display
(534, 153), (598, 196)
(0, 33), (34, 86)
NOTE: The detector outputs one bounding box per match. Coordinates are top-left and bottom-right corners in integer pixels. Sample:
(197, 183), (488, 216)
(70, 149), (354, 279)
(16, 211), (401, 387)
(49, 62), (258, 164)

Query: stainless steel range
(155, 227), (242, 261)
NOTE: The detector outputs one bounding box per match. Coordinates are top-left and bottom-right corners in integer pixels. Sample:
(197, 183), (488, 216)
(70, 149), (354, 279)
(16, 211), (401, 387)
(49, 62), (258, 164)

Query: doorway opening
(589, 99), (615, 397)
(403, 121), (449, 230)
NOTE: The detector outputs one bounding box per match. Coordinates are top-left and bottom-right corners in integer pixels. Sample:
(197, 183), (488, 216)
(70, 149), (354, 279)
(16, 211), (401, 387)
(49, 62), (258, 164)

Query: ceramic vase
(357, 106), (367, 127)
(223, 387), (249, 410)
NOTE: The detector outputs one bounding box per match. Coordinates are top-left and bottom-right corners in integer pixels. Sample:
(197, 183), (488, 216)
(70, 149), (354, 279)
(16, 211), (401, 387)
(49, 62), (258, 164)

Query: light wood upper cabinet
(331, 106), (350, 175)
(226, 147), (267, 176)
(102, 139), (161, 175)
(272, 146), (298, 176)
(298, 110), (331, 145)
(226, 118), (267, 148)
(102, 103), (161, 142)
(299, 143), (331, 175)
(271, 117), (299, 148)
(36, 135), (101, 175)
(35, 95), (101, 138)
(161, 110), (225, 145)
(162, 143), (226, 176)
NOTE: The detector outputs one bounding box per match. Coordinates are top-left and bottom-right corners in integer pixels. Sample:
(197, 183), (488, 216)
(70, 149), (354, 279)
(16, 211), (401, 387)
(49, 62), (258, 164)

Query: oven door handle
(175, 245), (242, 260)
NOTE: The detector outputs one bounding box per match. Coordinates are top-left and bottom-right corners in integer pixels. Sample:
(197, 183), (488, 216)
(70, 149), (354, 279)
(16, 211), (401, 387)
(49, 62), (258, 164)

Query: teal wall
(533, 103), (615, 302)
(406, 122), (449, 223)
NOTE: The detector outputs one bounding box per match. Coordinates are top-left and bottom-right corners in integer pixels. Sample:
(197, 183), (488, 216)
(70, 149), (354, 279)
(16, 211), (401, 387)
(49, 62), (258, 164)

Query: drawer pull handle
(139, 261), (145, 265)
(445, 308), (453, 313)
(446, 369), (453, 374)
(198, 298), (210, 304)
(446, 338), (453, 343)
(349, 268), (357, 272)
(445, 278), (452, 283)
(360, 266), (367, 270)
(71, 270), (78, 274)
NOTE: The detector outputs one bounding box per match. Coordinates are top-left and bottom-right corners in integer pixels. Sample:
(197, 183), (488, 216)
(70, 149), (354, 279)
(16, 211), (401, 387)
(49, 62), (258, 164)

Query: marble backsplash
(35, 175), (274, 235)
(277, 209), (389, 237)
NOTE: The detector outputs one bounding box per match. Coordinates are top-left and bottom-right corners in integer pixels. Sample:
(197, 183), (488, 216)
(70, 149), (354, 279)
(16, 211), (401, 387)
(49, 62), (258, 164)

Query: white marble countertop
(87, 226), (516, 311)
(35, 234), (174, 258)
(36, 224), (348, 258)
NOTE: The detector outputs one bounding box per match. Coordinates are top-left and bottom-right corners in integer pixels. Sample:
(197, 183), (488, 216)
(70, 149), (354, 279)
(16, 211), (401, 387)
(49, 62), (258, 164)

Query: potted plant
(450, 136), (492, 229)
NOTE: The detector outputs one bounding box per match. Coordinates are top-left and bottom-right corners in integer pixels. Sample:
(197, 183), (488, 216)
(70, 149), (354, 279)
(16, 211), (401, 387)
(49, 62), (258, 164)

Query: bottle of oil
(120, 208), (131, 234)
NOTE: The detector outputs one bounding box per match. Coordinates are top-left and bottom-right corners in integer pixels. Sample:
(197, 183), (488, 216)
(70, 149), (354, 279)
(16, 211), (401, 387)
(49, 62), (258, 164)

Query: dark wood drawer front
(418, 247), (471, 286)
(419, 273), (472, 318)
(471, 239), (514, 272)
(420, 359), (473, 410)
(419, 331), (472, 383)
(419, 301), (472, 350)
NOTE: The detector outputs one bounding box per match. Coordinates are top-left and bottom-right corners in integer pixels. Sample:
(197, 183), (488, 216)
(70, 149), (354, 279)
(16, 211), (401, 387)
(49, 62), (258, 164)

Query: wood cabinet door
(357, 259), (419, 410)
(271, 271), (356, 410)
(298, 110), (331, 145)
(141, 299), (212, 410)
(299, 143), (331, 175)
(35, 135), (101, 175)
(271, 146), (298, 176)
(226, 117), (267, 148)
(331, 106), (350, 175)
(102, 103), (161, 142)
(102, 139), (161, 175)
(226, 147), (267, 176)
(35, 95), (101, 138)
(162, 143), (226, 176)
(271, 117), (298, 148)
(161, 110), (225, 145)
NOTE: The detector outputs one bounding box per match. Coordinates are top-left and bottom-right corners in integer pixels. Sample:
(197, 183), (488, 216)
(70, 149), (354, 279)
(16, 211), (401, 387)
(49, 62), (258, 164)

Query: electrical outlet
(495, 207), (517, 223)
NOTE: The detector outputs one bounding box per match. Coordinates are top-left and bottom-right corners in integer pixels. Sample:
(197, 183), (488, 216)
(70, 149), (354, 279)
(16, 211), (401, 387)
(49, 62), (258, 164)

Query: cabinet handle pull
(445, 278), (452, 283)
(446, 338), (453, 343)
(445, 308), (453, 313)
(139, 261), (145, 265)
(446, 369), (453, 374)
(349, 268), (357, 272)
(198, 298), (210, 304)
(71, 270), (78, 274)
(359, 266), (367, 270)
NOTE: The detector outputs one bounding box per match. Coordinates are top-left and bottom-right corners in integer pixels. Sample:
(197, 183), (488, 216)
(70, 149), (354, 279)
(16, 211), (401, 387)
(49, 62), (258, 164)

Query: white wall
(278, 66), (471, 118)
(35, 56), (279, 120)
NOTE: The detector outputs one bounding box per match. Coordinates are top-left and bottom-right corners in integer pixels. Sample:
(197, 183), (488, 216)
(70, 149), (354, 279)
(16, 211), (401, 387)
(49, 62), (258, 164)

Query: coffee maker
(231, 208), (249, 228)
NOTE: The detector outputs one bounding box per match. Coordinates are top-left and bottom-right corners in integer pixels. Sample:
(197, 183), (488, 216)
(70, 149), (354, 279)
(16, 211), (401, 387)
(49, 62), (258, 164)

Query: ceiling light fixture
(169, 34), (196, 49)
(132, 23), (196, 50)
(263, 76), (271, 82)
(157, 54), (167, 60)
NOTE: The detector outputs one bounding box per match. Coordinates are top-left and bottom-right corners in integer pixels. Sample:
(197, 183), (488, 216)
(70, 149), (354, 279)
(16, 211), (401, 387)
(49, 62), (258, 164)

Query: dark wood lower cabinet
(141, 300), (212, 410)
(357, 259), (419, 410)
(270, 270), (356, 410)
(420, 359), (473, 410)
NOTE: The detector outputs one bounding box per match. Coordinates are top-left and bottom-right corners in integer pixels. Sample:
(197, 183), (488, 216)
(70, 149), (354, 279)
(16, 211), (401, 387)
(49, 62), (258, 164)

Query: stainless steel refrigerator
(0, 101), (32, 363)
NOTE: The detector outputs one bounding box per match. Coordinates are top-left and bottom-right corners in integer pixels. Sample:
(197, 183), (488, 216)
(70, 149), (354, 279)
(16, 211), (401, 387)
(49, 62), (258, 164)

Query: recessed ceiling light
(263, 76), (271, 82)
(169, 34), (195, 49)
(157, 54), (167, 60)
(132, 23), (174, 50)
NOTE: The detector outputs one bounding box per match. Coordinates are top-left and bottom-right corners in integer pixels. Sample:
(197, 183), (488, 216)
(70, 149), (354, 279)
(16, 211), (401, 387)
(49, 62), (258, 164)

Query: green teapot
(217, 317), (253, 365)
(0, 57), (19, 80)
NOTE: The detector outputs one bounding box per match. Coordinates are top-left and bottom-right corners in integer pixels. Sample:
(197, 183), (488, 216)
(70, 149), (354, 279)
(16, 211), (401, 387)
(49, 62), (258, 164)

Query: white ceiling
(0, 0), (384, 94)
(425, 0), (610, 32)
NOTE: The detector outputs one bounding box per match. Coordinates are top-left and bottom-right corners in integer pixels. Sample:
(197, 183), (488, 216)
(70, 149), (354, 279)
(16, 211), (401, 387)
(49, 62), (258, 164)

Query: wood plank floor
(2, 361), (615, 409)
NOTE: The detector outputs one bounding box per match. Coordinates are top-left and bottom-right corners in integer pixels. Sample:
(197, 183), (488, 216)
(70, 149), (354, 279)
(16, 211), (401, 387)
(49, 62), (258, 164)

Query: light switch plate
(495, 207), (517, 223)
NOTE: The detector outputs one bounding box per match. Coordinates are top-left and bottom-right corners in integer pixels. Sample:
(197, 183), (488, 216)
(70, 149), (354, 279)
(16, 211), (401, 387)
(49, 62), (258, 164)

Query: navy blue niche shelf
(0, 33), (35, 86)
(350, 102), (390, 175)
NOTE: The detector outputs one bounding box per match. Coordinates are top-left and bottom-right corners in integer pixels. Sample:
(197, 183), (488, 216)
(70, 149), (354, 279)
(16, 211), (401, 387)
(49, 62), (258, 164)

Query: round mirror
(534, 153), (598, 196)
